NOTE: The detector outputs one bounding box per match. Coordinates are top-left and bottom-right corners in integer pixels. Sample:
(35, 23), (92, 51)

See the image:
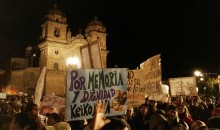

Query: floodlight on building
(66, 57), (81, 68)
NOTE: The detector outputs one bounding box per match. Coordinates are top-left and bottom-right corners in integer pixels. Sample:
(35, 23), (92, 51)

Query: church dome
(48, 4), (65, 16)
(45, 4), (66, 23)
(85, 17), (106, 33)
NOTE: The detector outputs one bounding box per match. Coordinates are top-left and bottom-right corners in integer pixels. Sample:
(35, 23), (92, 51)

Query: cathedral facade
(38, 5), (108, 95)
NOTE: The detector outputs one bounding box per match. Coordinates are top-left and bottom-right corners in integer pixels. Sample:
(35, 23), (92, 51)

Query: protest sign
(39, 94), (65, 114)
(66, 68), (128, 121)
(127, 69), (146, 107)
(140, 54), (163, 100)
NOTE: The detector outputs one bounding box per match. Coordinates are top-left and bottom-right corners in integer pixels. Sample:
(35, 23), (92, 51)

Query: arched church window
(54, 63), (59, 70)
(54, 28), (60, 37)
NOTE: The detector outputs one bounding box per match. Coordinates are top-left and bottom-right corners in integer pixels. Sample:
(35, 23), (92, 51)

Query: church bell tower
(38, 4), (71, 95)
(85, 17), (108, 68)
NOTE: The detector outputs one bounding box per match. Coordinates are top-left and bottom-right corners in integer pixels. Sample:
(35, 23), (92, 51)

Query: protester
(149, 114), (168, 130)
(46, 113), (60, 126)
(190, 120), (209, 130)
(83, 100), (130, 130)
(132, 103), (149, 129)
(170, 123), (188, 130)
(25, 103), (40, 130)
(9, 112), (32, 130)
(177, 104), (194, 126)
(44, 122), (71, 130)
(166, 105), (189, 130)
(125, 107), (134, 128)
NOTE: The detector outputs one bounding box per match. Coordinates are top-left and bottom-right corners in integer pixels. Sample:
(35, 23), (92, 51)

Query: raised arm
(84, 100), (111, 130)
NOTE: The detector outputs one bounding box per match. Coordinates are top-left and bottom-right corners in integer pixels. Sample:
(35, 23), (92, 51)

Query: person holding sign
(84, 100), (130, 130)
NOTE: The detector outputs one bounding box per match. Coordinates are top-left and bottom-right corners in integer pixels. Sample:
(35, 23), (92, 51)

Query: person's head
(166, 105), (178, 120)
(149, 100), (157, 107)
(190, 120), (208, 130)
(100, 117), (131, 130)
(177, 104), (190, 117)
(25, 103), (39, 119)
(28, 97), (34, 104)
(46, 113), (61, 126)
(45, 122), (71, 130)
(149, 114), (168, 130)
(170, 123), (187, 130)
(177, 104), (185, 114)
(21, 97), (28, 108)
(126, 107), (134, 118)
(9, 112), (31, 130)
(139, 103), (148, 115)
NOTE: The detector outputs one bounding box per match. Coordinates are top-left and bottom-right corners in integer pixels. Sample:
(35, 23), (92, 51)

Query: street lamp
(194, 70), (204, 81)
(194, 70), (203, 77)
(194, 70), (205, 95)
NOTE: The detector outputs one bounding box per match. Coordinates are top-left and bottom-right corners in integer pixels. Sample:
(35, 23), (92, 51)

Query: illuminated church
(6, 4), (108, 95)
(38, 4), (108, 95)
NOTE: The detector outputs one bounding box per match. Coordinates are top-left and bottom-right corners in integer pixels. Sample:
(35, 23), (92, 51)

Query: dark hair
(100, 117), (131, 130)
(166, 105), (177, 111)
(25, 103), (38, 112)
(14, 112), (31, 129)
(171, 123), (187, 130)
(139, 103), (147, 109)
(46, 113), (60, 122)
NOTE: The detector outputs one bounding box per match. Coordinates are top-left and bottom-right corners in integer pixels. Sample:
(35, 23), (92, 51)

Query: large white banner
(34, 66), (47, 107)
(80, 41), (103, 68)
(169, 76), (197, 96)
(140, 54), (162, 100)
(66, 68), (128, 121)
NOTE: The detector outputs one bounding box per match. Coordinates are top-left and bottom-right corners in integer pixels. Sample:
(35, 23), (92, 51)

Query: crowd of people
(0, 94), (220, 130)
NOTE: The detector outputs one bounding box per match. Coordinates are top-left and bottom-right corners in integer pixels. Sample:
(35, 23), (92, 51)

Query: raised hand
(86, 100), (111, 130)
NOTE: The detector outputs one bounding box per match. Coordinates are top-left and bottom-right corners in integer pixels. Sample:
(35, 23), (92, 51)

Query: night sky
(1, 0), (220, 79)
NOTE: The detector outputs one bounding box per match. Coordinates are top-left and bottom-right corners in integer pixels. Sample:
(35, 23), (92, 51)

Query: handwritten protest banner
(140, 54), (162, 100)
(127, 69), (146, 107)
(39, 94), (65, 114)
(169, 76), (197, 96)
(66, 68), (128, 121)
(41, 94), (65, 107)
